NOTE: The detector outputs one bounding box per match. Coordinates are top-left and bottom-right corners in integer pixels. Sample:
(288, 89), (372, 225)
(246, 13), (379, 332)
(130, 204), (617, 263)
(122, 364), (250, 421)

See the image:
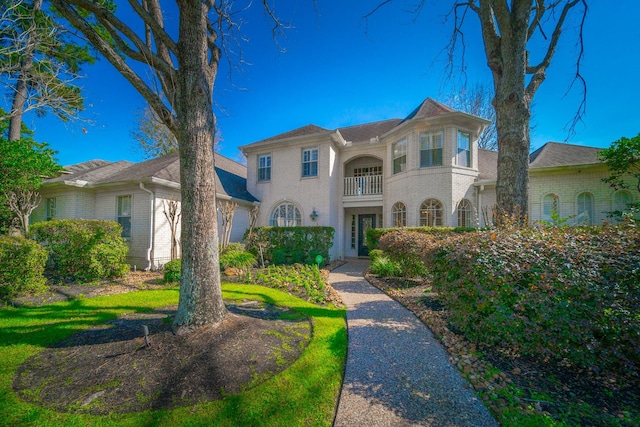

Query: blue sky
(13, 1), (640, 166)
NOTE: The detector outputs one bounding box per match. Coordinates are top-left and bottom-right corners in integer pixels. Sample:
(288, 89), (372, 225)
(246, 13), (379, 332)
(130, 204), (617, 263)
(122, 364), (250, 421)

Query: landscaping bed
(366, 272), (640, 426)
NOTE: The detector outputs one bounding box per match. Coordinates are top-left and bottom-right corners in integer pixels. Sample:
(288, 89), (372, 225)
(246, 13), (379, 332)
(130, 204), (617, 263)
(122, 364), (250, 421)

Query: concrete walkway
(331, 259), (497, 427)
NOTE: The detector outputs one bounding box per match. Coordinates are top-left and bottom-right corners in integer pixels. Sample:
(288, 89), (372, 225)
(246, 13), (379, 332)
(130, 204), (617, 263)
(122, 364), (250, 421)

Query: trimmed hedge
(163, 259), (181, 283)
(0, 236), (48, 297)
(366, 226), (474, 250)
(244, 226), (334, 266)
(372, 223), (640, 373)
(29, 219), (129, 282)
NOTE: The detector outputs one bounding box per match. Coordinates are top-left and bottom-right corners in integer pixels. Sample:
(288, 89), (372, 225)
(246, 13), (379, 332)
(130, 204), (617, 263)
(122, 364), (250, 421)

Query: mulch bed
(365, 272), (640, 425)
(13, 302), (311, 414)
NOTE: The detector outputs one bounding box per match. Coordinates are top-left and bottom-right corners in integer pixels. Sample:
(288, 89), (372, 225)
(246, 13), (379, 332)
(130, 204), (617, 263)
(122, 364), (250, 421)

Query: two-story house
(240, 98), (491, 260)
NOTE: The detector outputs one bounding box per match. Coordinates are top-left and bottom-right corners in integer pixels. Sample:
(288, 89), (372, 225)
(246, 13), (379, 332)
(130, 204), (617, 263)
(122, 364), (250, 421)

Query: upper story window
(257, 154), (271, 182)
(576, 192), (594, 225)
(420, 199), (443, 226)
(392, 202), (406, 227)
(302, 148), (318, 177)
(46, 197), (57, 221)
(457, 199), (473, 227)
(420, 131), (443, 167)
(392, 138), (407, 174)
(270, 202), (301, 227)
(117, 195), (132, 239)
(457, 131), (471, 167)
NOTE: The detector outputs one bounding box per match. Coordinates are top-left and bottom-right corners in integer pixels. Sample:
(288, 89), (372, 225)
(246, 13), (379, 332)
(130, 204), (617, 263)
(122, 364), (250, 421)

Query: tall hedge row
(375, 224), (640, 373)
(29, 219), (129, 282)
(244, 226), (334, 266)
(0, 236), (48, 297)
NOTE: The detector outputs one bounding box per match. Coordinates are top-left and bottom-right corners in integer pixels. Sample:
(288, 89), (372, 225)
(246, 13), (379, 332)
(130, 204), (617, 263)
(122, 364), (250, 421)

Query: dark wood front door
(358, 214), (376, 257)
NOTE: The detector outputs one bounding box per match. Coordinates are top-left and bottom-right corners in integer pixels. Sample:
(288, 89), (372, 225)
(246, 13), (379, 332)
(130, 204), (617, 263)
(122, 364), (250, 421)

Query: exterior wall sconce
(310, 209), (318, 221)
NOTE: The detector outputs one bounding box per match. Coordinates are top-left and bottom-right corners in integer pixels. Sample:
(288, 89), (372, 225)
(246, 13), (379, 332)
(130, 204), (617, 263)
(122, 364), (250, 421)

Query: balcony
(344, 175), (383, 196)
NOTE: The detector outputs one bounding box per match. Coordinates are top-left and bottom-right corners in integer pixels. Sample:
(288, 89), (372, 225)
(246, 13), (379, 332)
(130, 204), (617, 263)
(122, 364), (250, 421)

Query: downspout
(139, 182), (155, 271)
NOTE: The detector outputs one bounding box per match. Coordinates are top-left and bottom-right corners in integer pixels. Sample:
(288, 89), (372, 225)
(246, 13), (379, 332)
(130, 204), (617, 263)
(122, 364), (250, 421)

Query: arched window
(576, 192), (594, 225)
(614, 190), (632, 213)
(270, 202), (301, 227)
(542, 193), (559, 221)
(419, 199), (443, 226)
(457, 199), (473, 227)
(392, 202), (406, 227)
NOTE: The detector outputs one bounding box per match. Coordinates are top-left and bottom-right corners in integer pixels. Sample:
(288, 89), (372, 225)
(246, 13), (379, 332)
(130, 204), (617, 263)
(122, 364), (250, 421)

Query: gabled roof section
(529, 142), (602, 169)
(337, 119), (402, 143)
(255, 124), (330, 144)
(44, 152), (257, 203)
(401, 98), (455, 123)
(47, 160), (133, 184)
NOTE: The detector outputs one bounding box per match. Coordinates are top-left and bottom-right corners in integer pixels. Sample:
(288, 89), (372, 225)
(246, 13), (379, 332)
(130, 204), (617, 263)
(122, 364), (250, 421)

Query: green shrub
(163, 259), (181, 283)
(430, 224), (640, 373)
(221, 242), (245, 254)
(369, 255), (402, 277)
(29, 219), (129, 282)
(220, 250), (256, 270)
(0, 236), (48, 297)
(244, 226), (334, 266)
(368, 249), (384, 262)
(254, 264), (328, 304)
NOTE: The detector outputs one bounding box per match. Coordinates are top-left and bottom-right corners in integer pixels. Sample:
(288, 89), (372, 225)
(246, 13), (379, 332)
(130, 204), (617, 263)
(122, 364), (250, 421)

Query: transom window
(457, 131), (471, 167)
(353, 166), (382, 177)
(457, 199), (473, 227)
(46, 197), (57, 221)
(392, 138), (407, 174)
(420, 199), (443, 226)
(392, 202), (406, 227)
(302, 148), (318, 177)
(420, 131), (443, 167)
(576, 192), (594, 225)
(117, 195), (132, 239)
(270, 202), (301, 227)
(257, 154), (271, 182)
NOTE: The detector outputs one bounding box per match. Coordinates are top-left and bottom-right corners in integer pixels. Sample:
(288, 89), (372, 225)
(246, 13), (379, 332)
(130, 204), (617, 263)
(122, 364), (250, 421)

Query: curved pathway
(331, 259), (497, 427)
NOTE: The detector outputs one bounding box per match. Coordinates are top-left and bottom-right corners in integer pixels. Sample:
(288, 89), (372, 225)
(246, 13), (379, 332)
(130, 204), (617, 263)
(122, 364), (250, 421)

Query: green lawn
(0, 284), (347, 426)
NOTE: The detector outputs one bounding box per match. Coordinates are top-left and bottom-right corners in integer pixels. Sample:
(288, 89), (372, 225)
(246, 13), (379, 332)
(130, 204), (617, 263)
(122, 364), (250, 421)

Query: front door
(358, 214), (376, 257)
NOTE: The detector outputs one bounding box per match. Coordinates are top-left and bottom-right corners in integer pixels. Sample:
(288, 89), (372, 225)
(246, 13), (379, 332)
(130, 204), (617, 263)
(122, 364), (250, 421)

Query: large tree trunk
(172, 0), (227, 330)
(9, 0), (43, 141)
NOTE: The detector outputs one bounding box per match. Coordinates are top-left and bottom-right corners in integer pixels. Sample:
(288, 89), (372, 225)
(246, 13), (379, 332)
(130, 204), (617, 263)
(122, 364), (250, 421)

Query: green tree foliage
(0, 0), (96, 140)
(599, 134), (640, 218)
(0, 121), (62, 232)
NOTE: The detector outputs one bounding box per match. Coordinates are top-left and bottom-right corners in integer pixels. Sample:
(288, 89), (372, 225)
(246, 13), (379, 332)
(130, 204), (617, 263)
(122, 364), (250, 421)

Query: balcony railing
(344, 175), (383, 196)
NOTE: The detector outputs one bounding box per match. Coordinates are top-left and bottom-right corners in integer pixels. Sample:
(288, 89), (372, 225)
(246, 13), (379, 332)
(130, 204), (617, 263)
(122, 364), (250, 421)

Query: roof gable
(401, 98), (455, 123)
(337, 119), (402, 143)
(255, 124), (330, 144)
(529, 142), (602, 168)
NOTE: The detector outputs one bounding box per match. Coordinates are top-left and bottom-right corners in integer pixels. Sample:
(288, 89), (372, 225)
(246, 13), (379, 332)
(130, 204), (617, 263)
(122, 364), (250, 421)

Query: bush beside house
(245, 226), (334, 266)
(0, 236), (48, 297)
(373, 223), (640, 374)
(29, 219), (129, 282)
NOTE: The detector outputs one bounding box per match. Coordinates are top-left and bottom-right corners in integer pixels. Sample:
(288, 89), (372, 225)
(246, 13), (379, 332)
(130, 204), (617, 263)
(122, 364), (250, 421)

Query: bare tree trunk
(172, 0), (226, 330)
(9, 0), (43, 141)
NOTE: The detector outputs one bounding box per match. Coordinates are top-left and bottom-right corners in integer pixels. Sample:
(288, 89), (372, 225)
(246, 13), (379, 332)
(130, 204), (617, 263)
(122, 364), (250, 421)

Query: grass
(0, 283), (347, 426)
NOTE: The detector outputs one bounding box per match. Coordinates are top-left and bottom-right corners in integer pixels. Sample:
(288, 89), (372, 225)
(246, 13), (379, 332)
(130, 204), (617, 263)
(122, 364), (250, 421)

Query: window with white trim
(46, 197), (57, 221)
(270, 202), (301, 227)
(542, 193), (558, 222)
(117, 195), (132, 239)
(457, 199), (473, 227)
(614, 190), (632, 213)
(420, 199), (443, 226)
(392, 202), (406, 227)
(257, 154), (271, 182)
(457, 131), (471, 167)
(420, 131), (443, 167)
(392, 138), (407, 174)
(302, 148), (318, 177)
(576, 192), (594, 225)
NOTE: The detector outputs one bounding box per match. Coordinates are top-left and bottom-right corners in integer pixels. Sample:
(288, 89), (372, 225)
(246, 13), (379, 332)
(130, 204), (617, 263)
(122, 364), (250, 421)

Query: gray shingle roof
(478, 149), (498, 180)
(46, 152), (257, 203)
(529, 142), (602, 168)
(400, 98), (455, 123)
(337, 119), (402, 143)
(256, 124), (330, 144)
